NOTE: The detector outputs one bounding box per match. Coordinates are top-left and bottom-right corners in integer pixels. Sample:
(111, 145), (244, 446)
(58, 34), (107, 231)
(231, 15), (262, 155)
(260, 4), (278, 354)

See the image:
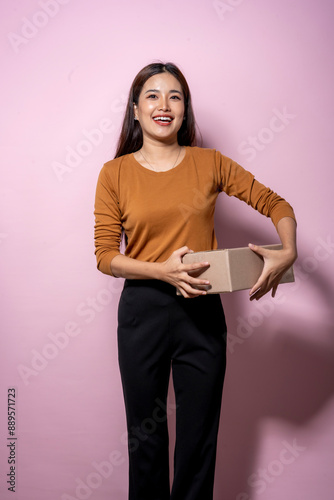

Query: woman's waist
(123, 278), (177, 296)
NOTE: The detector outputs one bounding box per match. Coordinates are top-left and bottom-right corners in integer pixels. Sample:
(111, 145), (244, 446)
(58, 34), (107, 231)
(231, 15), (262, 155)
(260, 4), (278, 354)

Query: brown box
(176, 244), (294, 294)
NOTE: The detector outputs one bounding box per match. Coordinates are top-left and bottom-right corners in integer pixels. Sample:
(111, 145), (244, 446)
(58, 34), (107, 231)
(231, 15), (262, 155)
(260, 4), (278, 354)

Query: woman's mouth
(153, 116), (173, 126)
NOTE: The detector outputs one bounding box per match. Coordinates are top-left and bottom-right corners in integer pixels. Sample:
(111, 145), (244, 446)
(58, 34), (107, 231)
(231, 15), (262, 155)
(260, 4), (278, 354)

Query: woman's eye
(146, 94), (181, 100)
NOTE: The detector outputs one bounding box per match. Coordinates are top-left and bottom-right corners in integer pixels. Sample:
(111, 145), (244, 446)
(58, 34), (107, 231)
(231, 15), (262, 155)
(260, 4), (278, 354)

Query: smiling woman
(114, 62), (196, 160)
(132, 72), (186, 171)
(93, 61), (297, 500)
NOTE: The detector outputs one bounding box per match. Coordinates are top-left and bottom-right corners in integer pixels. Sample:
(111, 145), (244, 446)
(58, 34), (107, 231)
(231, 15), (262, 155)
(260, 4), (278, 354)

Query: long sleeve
(94, 164), (122, 276)
(215, 151), (296, 227)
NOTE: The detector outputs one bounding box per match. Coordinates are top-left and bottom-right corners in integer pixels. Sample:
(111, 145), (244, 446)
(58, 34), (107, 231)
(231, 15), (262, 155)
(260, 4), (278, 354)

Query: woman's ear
(133, 103), (138, 120)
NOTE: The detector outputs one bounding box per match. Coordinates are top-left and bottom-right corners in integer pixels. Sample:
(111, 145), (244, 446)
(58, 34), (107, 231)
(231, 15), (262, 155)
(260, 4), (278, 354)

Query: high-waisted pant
(117, 279), (227, 500)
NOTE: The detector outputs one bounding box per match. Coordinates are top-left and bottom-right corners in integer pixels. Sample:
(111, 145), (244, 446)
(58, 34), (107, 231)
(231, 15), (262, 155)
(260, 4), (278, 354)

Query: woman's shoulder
(188, 146), (236, 164)
(99, 153), (133, 178)
(188, 146), (217, 155)
(102, 153), (132, 170)
(187, 146), (223, 163)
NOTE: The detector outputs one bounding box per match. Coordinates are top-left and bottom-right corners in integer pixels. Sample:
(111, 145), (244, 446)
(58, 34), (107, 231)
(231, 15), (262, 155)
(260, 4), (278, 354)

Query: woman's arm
(248, 216), (297, 301)
(111, 246), (211, 298)
(216, 153), (297, 300)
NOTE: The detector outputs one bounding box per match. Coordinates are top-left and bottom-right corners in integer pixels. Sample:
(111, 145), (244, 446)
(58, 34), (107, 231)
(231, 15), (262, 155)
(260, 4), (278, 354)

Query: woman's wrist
(281, 245), (297, 259)
(276, 217), (297, 261)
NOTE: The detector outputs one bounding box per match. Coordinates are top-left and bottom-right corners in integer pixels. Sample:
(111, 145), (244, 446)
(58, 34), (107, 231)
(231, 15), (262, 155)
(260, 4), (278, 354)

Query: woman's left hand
(248, 243), (297, 301)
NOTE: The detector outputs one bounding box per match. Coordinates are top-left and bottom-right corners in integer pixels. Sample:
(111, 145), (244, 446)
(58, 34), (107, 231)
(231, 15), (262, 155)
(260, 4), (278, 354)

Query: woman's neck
(140, 139), (181, 162)
(134, 139), (185, 172)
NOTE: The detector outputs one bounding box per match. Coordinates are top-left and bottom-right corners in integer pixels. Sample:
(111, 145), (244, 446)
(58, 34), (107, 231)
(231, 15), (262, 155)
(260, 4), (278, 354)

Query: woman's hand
(159, 246), (211, 298)
(248, 243), (297, 301)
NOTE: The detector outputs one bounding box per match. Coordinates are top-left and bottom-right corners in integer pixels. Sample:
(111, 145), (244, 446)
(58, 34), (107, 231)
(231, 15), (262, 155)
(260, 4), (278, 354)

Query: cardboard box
(176, 244), (294, 294)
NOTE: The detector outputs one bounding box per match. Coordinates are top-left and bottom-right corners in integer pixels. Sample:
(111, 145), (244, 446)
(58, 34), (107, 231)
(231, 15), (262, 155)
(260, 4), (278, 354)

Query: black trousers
(117, 279), (227, 500)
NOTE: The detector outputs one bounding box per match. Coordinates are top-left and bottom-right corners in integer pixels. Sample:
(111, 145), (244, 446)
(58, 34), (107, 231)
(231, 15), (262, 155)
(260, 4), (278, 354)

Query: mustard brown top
(94, 147), (296, 276)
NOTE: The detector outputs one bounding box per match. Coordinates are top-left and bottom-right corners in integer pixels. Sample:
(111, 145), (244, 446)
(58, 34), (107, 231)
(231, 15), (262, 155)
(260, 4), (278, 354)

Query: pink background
(1, 0), (334, 499)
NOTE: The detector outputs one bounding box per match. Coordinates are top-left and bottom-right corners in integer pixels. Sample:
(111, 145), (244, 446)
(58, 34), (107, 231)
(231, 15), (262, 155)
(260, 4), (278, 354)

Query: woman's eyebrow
(144, 89), (182, 94)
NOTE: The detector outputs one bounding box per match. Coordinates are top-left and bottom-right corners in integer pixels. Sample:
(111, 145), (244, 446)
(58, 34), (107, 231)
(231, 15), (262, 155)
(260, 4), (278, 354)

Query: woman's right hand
(159, 246), (211, 298)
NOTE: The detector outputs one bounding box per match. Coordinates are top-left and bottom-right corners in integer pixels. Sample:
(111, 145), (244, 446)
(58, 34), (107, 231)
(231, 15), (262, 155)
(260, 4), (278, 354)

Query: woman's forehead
(141, 72), (182, 93)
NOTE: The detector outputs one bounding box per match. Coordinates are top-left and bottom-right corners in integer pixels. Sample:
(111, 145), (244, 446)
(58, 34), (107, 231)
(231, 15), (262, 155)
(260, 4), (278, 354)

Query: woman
(94, 62), (297, 500)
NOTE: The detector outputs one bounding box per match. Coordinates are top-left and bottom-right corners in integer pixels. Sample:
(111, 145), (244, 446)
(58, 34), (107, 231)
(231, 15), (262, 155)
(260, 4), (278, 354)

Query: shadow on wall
(212, 203), (334, 499)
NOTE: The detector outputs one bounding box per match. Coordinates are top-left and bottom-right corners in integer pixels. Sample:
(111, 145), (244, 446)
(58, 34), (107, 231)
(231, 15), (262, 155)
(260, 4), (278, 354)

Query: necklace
(139, 146), (182, 172)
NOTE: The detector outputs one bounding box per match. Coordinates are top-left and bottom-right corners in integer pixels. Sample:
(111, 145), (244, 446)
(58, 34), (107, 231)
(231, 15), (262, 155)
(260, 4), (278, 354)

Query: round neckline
(130, 146), (189, 175)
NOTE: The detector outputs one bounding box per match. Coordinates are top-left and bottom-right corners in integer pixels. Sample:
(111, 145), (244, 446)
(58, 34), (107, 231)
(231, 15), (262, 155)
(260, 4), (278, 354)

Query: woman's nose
(158, 96), (170, 111)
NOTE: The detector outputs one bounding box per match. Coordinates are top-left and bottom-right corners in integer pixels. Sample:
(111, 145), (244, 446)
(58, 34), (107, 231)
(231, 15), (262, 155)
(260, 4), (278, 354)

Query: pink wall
(1, 0), (334, 499)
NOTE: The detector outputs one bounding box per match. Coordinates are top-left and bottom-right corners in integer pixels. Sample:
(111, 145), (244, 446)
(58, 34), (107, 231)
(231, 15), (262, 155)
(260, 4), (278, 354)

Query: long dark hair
(114, 62), (197, 158)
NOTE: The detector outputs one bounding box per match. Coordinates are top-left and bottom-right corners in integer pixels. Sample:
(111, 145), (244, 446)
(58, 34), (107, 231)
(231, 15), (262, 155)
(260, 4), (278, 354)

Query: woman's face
(134, 72), (185, 145)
